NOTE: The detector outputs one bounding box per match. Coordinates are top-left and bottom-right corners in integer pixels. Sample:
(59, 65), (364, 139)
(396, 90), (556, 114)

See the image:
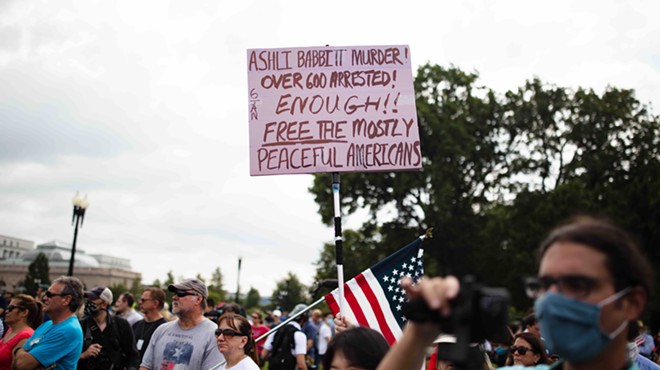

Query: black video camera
(402, 275), (510, 370)
(204, 309), (224, 322)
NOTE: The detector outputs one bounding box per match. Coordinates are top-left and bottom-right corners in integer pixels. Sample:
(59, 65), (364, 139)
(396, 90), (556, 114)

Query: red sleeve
(0, 328), (35, 369)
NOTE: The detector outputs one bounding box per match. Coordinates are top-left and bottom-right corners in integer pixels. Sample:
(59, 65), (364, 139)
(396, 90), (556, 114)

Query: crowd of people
(0, 216), (657, 370)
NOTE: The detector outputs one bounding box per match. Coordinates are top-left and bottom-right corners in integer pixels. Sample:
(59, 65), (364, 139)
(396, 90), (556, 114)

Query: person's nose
(546, 282), (561, 293)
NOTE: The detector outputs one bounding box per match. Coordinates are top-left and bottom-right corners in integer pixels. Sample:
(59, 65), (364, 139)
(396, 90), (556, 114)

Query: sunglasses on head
(6, 305), (24, 313)
(215, 328), (243, 338)
(175, 290), (197, 298)
(511, 346), (533, 355)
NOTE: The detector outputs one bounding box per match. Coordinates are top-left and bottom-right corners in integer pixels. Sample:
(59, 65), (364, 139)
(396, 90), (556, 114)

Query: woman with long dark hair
(0, 294), (43, 370)
(506, 332), (551, 366)
(216, 313), (260, 370)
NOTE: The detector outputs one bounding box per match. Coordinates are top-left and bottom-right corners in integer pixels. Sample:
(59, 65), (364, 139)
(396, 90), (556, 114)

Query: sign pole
(331, 172), (346, 316)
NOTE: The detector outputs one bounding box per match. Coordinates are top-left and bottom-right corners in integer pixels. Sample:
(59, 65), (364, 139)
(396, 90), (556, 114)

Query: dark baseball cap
(84, 287), (113, 305)
(168, 278), (208, 299)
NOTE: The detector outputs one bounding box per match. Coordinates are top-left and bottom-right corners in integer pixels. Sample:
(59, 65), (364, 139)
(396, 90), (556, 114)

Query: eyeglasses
(511, 346), (534, 356)
(6, 305), (24, 313)
(139, 298), (153, 303)
(215, 328), (243, 338)
(251, 315), (260, 320)
(44, 291), (70, 299)
(524, 275), (604, 299)
(174, 290), (197, 298)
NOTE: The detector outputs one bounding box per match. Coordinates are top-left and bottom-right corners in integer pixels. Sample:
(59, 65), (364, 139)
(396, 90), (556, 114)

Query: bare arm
(260, 348), (270, 362)
(11, 348), (42, 370)
(376, 276), (460, 370)
(295, 354), (308, 370)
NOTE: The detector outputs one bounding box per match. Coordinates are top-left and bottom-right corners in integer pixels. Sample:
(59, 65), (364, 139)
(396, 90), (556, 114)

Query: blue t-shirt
(23, 315), (83, 370)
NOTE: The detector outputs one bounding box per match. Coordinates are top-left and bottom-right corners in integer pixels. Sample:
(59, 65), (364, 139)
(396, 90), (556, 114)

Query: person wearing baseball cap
(139, 278), (223, 370)
(79, 286), (140, 370)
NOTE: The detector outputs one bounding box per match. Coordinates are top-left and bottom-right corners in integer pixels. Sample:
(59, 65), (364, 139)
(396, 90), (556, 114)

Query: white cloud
(1, 0), (659, 298)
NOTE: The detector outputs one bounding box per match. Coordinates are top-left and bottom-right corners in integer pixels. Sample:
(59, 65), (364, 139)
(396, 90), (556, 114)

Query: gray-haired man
(139, 278), (223, 370)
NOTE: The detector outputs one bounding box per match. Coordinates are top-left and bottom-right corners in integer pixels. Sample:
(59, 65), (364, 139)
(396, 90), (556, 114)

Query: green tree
(270, 272), (309, 311)
(24, 253), (50, 296)
(245, 287), (261, 309)
(310, 64), (503, 278)
(164, 271), (175, 286)
(309, 63), (660, 314)
(208, 267), (226, 303)
(129, 277), (142, 297)
(109, 283), (129, 303)
(161, 271), (175, 303)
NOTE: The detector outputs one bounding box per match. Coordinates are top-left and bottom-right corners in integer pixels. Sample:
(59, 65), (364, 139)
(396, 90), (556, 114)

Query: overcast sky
(1, 0), (659, 299)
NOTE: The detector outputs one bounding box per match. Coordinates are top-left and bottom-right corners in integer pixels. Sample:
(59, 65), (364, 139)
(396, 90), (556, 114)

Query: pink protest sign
(247, 45), (421, 176)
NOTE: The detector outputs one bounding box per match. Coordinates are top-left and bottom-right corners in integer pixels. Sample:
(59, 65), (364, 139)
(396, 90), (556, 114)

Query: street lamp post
(235, 257), (242, 303)
(68, 192), (89, 276)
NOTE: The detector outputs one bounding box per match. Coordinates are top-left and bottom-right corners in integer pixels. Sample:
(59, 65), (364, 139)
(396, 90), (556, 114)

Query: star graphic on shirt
(173, 347), (184, 360)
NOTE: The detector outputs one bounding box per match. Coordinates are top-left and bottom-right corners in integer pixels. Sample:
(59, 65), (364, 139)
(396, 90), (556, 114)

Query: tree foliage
(245, 287), (261, 309)
(310, 63), (660, 318)
(24, 253), (50, 296)
(270, 272), (309, 311)
(208, 267), (226, 303)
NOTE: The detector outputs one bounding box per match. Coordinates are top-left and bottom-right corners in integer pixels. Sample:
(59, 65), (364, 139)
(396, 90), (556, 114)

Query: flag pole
(331, 172), (346, 316)
(254, 296), (326, 343)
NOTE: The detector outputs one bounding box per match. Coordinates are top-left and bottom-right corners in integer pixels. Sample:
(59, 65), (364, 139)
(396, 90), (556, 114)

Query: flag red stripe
(324, 292), (339, 314)
(344, 276), (370, 327)
(355, 272), (397, 345)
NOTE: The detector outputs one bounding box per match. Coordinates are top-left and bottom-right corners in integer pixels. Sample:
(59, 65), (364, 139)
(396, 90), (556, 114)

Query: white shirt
(219, 356), (260, 370)
(264, 321), (307, 356)
(123, 308), (143, 326)
(317, 323), (332, 355)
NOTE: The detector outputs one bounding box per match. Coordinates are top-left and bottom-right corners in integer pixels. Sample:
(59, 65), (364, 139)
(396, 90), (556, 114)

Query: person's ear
(18, 307), (29, 320)
(624, 286), (646, 320)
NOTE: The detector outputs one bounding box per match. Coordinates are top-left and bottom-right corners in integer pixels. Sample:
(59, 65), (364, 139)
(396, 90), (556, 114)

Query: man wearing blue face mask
(375, 217), (653, 370)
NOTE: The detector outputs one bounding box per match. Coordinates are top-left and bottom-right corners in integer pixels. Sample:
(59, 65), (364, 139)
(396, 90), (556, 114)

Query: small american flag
(635, 335), (646, 347)
(324, 237), (424, 345)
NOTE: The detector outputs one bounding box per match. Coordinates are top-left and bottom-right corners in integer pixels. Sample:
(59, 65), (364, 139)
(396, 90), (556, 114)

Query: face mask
(326, 318), (333, 326)
(534, 288), (630, 363)
(84, 301), (100, 316)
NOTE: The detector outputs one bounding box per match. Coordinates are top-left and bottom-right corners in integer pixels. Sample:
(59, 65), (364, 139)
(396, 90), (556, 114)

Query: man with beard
(78, 286), (140, 370)
(139, 278), (223, 370)
(12, 276), (84, 370)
